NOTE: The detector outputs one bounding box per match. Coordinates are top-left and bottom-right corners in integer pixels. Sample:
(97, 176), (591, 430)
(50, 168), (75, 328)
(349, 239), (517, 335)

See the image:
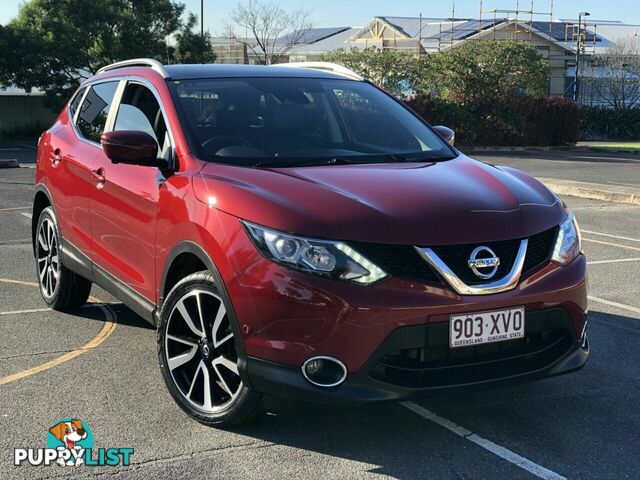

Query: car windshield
(169, 77), (456, 167)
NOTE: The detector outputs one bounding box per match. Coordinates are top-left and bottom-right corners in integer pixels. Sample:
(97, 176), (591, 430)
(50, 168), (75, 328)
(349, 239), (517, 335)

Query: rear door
(47, 81), (119, 264)
(89, 80), (173, 303)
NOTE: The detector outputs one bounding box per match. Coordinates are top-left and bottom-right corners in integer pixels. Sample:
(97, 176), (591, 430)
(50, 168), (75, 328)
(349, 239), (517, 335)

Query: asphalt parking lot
(1, 155), (639, 479)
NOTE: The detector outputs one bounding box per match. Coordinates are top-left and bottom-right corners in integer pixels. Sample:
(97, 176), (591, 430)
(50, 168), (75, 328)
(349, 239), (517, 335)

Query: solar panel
(278, 27), (350, 45)
(531, 22), (601, 42)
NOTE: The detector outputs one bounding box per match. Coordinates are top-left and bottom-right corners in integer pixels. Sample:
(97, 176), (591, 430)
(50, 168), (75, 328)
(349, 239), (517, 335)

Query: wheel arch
(32, 184), (55, 256)
(159, 240), (251, 384)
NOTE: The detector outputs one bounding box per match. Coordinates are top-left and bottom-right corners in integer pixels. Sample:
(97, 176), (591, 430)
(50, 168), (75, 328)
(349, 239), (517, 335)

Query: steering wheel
(202, 135), (252, 155)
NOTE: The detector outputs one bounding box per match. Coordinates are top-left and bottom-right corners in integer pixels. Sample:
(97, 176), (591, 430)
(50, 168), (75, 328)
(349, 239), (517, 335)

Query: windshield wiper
(253, 156), (368, 168)
(251, 153), (457, 169)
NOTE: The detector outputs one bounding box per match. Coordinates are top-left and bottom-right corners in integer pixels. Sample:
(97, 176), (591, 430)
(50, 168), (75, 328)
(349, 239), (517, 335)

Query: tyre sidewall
(35, 207), (63, 307)
(157, 271), (261, 427)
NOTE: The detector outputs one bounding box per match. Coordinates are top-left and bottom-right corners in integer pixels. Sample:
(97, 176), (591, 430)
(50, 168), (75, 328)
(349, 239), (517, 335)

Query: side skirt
(59, 238), (156, 325)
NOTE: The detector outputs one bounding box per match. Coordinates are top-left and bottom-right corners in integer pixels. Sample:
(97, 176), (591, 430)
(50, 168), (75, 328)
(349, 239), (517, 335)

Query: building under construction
(214, 1), (639, 106)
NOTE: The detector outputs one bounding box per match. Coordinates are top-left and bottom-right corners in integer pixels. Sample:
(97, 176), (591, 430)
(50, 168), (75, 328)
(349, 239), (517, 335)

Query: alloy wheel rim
(36, 218), (59, 299)
(165, 289), (242, 413)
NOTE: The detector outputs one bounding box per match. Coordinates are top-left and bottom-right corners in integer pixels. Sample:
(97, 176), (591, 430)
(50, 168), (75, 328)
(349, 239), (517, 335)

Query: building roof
(278, 27), (351, 45)
(287, 27), (362, 54)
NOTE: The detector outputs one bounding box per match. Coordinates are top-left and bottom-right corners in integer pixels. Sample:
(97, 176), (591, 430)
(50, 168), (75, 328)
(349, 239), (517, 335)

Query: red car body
(34, 62), (588, 407)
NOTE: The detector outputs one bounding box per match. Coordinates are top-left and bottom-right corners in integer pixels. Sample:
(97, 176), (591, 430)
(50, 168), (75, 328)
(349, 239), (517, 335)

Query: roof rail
(273, 62), (363, 81)
(96, 58), (169, 78)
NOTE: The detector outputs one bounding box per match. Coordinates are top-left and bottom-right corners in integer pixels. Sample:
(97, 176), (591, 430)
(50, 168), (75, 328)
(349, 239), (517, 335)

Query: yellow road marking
(583, 237), (640, 252)
(0, 206), (31, 212)
(0, 278), (117, 386)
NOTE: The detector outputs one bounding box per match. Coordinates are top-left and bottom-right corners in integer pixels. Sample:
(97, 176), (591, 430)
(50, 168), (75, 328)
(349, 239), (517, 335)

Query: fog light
(302, 356), (347, 387)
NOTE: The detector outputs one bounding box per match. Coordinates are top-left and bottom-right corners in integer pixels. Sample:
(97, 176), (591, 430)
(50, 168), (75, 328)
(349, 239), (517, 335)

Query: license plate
(449, 307), (525, 348)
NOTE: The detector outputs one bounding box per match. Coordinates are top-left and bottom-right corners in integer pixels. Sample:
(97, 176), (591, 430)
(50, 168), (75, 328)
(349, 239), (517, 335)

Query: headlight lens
(552, 210), (582, 265)
(242, 221), (388, 285)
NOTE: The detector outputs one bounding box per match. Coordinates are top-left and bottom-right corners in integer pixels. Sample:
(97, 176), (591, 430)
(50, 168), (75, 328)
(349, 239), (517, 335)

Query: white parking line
(19, 212), (32, 219)
(582, 230), (640, 243)
(401, 402), (566, 480)
(0, 308), (50, 316)
(588, 296), (640, 315)
(588, 258), (640, 265)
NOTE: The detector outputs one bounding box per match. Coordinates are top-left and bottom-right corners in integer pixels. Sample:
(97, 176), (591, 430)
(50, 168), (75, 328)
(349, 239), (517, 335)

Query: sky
(2, 0), (640, 31)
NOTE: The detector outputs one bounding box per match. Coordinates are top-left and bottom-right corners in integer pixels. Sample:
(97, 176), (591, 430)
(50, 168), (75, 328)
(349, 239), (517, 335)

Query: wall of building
(0, 95), (56, 134)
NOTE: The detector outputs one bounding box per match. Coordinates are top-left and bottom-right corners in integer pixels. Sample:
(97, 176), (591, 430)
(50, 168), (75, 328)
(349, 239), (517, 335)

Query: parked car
(32, 59), (588, 426)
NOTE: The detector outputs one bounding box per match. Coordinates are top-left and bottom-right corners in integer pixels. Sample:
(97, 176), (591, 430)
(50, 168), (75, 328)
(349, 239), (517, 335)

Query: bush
(404, 94), (578, 146)
(579, 106), (640, 141)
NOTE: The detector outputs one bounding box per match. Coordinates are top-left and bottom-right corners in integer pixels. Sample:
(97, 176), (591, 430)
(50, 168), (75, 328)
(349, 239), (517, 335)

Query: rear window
(76, 81), (119, 143)
(170, 77), (454, 166)
(68, 86), (86, 119)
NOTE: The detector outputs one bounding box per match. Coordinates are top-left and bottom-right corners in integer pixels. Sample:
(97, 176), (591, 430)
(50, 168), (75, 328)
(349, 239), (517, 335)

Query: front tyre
(158, 271), (262, 427)
(35, 207), (91, 310)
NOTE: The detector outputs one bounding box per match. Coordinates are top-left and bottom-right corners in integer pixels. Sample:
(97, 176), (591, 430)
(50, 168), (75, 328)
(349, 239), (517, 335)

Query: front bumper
(228, 253), (588, 372)
(244, 307), (589, 404)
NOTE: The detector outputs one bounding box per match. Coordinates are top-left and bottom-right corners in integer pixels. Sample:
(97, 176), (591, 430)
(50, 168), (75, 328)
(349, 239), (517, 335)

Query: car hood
(194, 154), (565, 245)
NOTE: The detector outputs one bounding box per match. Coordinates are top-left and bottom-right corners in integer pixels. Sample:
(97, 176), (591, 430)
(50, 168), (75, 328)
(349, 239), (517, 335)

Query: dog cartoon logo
(46, 418), (93, 466)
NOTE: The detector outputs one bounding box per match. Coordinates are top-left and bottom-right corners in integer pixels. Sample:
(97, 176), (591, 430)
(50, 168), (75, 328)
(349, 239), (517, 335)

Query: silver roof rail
(96, 58), (169, 78)
(273, 62), (363, 81)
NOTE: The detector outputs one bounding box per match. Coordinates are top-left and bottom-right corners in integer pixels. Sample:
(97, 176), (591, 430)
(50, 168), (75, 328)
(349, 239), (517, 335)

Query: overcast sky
(2, 0), (639, 32)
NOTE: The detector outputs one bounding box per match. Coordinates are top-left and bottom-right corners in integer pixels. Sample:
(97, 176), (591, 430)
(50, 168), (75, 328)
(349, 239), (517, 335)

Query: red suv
(33, 59), (588, 426)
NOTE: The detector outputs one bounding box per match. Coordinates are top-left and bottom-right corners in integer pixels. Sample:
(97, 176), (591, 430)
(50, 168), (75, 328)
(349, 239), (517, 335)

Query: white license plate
(449, 307), (525, 348)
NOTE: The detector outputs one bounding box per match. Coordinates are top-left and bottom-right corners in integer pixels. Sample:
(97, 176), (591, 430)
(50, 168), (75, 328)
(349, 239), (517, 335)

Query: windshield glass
(170, 77), (456, 166)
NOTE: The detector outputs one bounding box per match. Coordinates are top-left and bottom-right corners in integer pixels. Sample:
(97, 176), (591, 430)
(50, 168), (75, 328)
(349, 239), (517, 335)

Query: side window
(113, 83), (170, 159)
(76, 81), (119, 143)
(69, 86), (86, 120)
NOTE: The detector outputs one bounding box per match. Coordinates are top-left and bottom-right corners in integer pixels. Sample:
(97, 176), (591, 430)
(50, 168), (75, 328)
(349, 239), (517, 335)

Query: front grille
(523, 226), (558, 274)
(349, 241), (442, 285)
(369, 309), (576, 389)
(431, 239), (520, 285)
(348, 225), (558, 287)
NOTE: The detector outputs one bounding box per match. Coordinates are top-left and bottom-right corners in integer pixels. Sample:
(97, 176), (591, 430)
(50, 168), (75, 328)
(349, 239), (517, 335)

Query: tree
(3, 0), (208, 110)
(422, 40), (549, 102)
(324, 47), (430, 97)
(588, 38), (640, 109)
(172, 13), (217, 64)
(225, 0), (311, 65)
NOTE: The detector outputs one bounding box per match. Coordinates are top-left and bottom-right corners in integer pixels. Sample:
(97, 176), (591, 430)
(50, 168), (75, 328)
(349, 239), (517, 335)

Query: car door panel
(89, 80), (170, 303)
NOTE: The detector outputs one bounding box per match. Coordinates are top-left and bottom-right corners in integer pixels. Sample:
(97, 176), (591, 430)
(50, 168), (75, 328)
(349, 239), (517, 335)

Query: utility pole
(573, 11), (590, 103)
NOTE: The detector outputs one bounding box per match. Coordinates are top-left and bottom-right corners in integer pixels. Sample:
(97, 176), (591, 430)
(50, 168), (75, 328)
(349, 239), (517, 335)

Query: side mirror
(433, 125), (455, 146)
(100, 130), (167, 168)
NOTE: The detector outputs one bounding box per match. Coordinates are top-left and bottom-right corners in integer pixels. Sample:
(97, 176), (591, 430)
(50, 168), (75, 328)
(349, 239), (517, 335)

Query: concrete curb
(0, 159), (20, 169)
(540, 178), (639, 206)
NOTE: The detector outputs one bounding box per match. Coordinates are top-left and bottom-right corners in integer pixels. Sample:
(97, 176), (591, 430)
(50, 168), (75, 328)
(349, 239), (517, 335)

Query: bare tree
(224, 0), (312, 65)
(588, 37), (640, 109)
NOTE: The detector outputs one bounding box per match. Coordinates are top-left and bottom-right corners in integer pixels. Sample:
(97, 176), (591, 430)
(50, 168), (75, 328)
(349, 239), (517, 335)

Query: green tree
(171, 13), (217, 64)
(4, 0), (210, 109)
(324, 47), (429, 97)
(422, 40), (549, 102)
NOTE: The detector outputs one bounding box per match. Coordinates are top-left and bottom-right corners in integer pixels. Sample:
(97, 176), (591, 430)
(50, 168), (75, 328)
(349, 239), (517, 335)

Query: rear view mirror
(100, 130), (167, 168)
(433, 125), (455, 146)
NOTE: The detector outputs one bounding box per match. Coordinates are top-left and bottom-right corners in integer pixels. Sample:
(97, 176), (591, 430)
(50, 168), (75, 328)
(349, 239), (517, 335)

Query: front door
(89, 80), (172, 303)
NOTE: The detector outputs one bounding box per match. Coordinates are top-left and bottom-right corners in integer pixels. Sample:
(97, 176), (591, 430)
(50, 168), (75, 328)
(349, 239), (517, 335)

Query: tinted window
(114, 83), (167, 142)
(69, 86), (86, 119)
(170, 77), (454, 166)
(76, 81), (119, 143)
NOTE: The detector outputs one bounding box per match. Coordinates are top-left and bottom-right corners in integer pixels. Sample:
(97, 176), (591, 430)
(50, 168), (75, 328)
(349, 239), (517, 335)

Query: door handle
(51, 148), (62, 166)
(91, 167), (105, 188)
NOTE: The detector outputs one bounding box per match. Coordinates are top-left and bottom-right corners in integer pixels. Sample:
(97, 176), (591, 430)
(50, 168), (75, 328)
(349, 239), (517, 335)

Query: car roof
(163, 64), (352, 81)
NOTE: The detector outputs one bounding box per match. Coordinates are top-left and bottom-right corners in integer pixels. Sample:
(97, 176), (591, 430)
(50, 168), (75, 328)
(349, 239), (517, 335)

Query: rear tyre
(158, 271), (262, 427)
(35, 207), (91, 310)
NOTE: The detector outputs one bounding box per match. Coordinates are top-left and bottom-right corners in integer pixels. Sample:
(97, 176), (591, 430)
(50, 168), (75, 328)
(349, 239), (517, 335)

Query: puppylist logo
(14, 418), (133, 467)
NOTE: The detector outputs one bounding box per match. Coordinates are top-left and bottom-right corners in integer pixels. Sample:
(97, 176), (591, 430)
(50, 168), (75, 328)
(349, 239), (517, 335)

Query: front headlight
(242, 221), (388, 285)
(552, 210), (582, 265)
